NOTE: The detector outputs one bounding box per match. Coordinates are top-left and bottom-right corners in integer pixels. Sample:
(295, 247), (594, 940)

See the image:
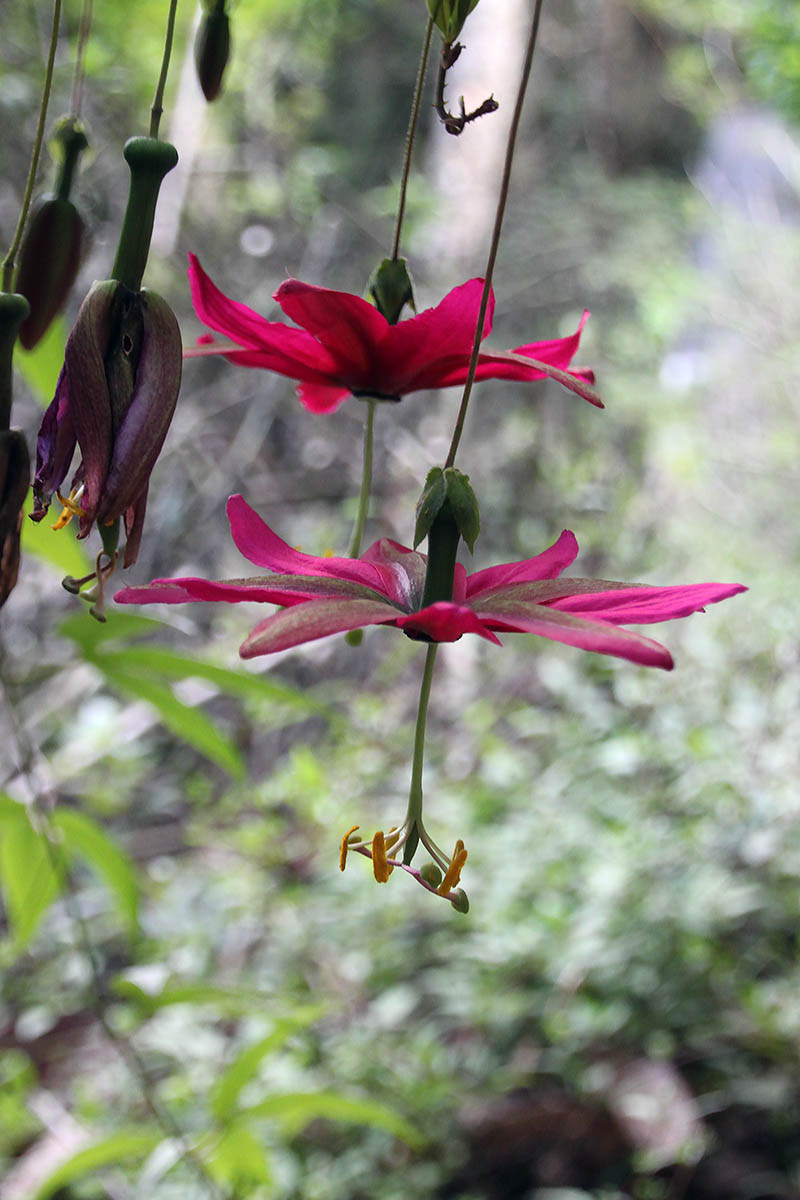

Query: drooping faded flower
(31, 279), (182, 568)
(185, 254), (600, 414)
(115, 495), (745, 669)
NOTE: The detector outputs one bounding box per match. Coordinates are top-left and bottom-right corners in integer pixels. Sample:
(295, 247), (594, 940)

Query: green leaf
(239, 1090), (422, 1147)
(21, 492), (91, 579)
(87, 659), (244, 777)
(207, 1124), (272, 1187)
(113, 978), (291, 1017)
(15, 314), (65, 406)
(60, 609), (171, 650)
(0, 797), (63, 951)
(31, 1129), (162, 1200)
(211, 1010), (325, 1122)
(52, 808), (139, 932)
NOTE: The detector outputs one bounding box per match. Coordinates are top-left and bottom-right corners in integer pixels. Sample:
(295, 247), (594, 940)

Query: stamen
(437, 839), (468, 895)
(371, 830), (394, 883)
(339, 824), (360, 871)
(51, 486), (87, 530)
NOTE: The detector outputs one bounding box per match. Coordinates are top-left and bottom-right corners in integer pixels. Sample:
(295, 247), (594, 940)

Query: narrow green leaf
(31, 1130), (162, 1200)
(239, 1090), (422, 1147)
(87, 661), (244, 777)
(0, 800), (63, 951)
(212, 1011), (325, 1122)
(113, 978), (301, 1017)
(52, 808), (139, 932)
(60, 609), (167, 650)
(208, 1124), (272, 1187)
(21, 492), (91, 579)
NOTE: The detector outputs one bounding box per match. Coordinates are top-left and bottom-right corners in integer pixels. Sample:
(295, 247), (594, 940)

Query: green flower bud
(450, 888), (470, 914)
(195, 0), (231, 102)
(366, 257), (416, 325)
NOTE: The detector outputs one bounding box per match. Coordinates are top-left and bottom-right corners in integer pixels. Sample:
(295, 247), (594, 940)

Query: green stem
(391, 17), (434, 261)
(444, 0), (545, 469)
(347, 399), (376, 558)
(150, 0), (180, 138)
(1, 0), (62, 293)
(404, 643), (439, 859)
(70, 0), (93, 118)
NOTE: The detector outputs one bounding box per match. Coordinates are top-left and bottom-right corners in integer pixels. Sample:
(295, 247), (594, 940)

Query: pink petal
(548, 582), (747, 624)
(225, 495), (394, 594)
(396, 602), (502, 645)
(378, 279), (495, 393)
(274, 278), (388, 384)
(297, 382), (351, 413)
(240, 597), (400, 657)
(115, 572), (385, 608)
(360, 538), (427, 608)
(473, 600), (674, 668)
(432, 311), (591, 388)
(187, 255), (339, 381)
(466, 531), (579, 598)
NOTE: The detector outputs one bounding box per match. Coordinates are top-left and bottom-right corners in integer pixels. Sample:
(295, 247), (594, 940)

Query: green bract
(426, 0), (481, 43)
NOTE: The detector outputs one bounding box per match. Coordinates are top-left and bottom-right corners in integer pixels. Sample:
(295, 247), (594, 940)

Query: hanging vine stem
(0, 651), (228, 1200)
(1, 0), (63, 292)
(150, 0), (180, 138)
(391, 16), (434, 261)
(444, 0), (546, 468)
(69, 0), (93, 117)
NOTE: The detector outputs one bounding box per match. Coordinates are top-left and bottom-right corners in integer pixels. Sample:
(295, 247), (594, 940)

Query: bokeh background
(2, 1), (799, 1196)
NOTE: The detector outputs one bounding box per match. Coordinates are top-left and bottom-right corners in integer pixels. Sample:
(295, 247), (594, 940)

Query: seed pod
(195, 0), (231, 102)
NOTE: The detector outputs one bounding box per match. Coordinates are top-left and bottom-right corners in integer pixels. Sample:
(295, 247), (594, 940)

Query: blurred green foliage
(1, 0), (797, 1197)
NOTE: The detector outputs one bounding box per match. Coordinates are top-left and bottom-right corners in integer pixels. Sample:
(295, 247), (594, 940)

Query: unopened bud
(16, 117), (89, 350)
(450, 888), (470, 914)
(0, 430), (31, 607)
(195, 0), (231, 102)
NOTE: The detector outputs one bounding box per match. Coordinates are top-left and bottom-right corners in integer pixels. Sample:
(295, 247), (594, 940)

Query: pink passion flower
(115, 495), (745, 669)
(184, 254), (601, 414)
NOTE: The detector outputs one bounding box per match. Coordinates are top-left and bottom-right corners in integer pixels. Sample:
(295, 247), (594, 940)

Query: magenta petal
(379, 278), (495, 392)
(225, 495), (392, 593)
(359, 538), (427, 608)
(297, 382), (351, 413)
(31, 368), (77, 518)
(466, 531), (579, 598)
(512, 310), (591, 370)
(548, 582), (748, 624)
(396, 602), (502, 645)
(474, 601), (674, 668)
(187, 255), (339, 380)
(115, 571), (383, 607)
(240, 597), (400, 657)
(274, 278), (387, 383)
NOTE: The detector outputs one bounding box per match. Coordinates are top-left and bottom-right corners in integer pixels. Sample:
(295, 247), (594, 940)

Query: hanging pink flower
(185, 254), (600, 414)
(115, 495), (745, 669)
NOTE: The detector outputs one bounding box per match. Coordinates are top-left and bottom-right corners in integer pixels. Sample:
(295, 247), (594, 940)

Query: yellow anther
(339, 824), (360, 872)
(322, 548), (335, 558)
(51, 488), (86, 531)
(371, 830), (394, 883)
(437, 839), (468, 895)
